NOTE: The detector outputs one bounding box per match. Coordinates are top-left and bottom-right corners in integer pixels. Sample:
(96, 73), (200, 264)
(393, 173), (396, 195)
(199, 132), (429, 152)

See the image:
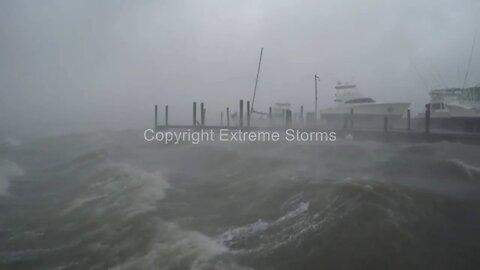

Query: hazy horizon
(1, 0), (479, 137)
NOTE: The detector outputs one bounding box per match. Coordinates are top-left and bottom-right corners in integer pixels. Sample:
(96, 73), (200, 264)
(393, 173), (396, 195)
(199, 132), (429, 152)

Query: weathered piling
(193, 102), (197, 126)
(226, 107), (230, 127)
(201, 102), (205, 126)
(286, 109), (292, 128)
(154, 105), (158, 130)
(221, 112), (223, 126)
(239, 100), (244, 127)
(407, 109), (411, 130)
(269, 106), (272, 126)
(350, 108), (354, 129)
(425, 104), (431, 134)
(203, 108), (206, 126)
(247, 101), (251, 127)
(165, 105), (169, 128)
(300, 106), (304, 121)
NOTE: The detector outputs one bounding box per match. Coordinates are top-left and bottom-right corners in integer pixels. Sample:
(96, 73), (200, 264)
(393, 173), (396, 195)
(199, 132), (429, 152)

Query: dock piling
(201, 103), (205, 126)
(269, 107), (272, 126)
(407, 109), (411, 131)
(425, 104), (431, 134)
(239, 100), (244, 127)
(203, 108), (206, 126)
(247, 101), (251, 127)
(227, 107), (230, 127)
(154, 105), (158, 130)
(165, 105), (169, 128)
(286, 109), (292, 128)
(193, 102), (197, 126)
(300, 106), (304, 124)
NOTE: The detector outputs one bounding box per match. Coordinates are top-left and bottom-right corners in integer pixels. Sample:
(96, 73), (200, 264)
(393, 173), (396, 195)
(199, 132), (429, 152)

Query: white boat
(250, 102), (292, 127)
(421, 85), (480, 132)
(320, 82), (410, 128)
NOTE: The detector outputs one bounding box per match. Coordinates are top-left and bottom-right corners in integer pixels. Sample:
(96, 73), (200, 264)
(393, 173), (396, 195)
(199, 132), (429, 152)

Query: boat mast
(462, 30), (477, 89)
(251, 47), (263, 113)
(315, 74), (319, 121)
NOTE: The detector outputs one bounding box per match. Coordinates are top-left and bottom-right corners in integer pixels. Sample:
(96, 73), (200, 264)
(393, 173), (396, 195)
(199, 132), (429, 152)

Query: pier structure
(152, 100), (480, 144)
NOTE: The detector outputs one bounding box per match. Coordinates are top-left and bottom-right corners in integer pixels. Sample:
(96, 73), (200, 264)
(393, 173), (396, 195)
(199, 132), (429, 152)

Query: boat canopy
(334, 83), (376, 104)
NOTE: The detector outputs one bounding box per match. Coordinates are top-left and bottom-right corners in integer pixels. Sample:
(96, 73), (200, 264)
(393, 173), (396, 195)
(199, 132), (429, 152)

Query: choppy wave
(0, 159), (24, 196)
(1, 132), (480, 269)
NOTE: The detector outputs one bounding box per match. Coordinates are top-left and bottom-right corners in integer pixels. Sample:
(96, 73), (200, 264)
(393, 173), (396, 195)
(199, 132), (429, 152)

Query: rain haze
(3, 2), (480, 270)
(1, 0), (479, 136)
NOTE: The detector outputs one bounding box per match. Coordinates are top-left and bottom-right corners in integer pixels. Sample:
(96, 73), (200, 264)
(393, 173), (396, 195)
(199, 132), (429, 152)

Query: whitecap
(0, 160), (24, 196)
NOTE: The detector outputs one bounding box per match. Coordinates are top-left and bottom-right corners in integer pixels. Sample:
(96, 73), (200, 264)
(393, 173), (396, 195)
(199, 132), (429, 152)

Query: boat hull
(416, 105), (480, 132)
(320, 102), (410, 129)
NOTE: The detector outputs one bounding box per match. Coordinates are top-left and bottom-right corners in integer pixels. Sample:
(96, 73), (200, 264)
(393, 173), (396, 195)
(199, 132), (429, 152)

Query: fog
(1, 0), (479, 137)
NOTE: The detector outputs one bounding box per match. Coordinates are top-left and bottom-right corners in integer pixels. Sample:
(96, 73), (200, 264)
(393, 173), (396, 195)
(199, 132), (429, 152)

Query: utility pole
(315, 74), (319, 121)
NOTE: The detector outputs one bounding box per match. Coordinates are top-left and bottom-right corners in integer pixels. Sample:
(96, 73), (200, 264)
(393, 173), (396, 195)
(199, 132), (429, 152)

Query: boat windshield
(344, 98), (375, 104)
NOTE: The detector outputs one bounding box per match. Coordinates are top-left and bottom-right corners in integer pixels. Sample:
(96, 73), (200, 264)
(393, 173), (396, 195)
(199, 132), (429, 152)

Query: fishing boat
(320, 82), (410, 129)
(418, 32), (480, 132)
(421, 85), (480, 132)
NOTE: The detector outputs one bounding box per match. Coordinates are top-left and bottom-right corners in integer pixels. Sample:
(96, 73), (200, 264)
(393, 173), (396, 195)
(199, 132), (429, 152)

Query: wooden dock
(152, 101), (480, 145)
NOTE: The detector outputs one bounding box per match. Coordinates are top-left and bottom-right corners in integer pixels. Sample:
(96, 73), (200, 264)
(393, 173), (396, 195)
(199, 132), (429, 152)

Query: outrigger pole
(251, 47), (263, 113)
(315, 74), (319, 121)
(462, 30), (477, 89)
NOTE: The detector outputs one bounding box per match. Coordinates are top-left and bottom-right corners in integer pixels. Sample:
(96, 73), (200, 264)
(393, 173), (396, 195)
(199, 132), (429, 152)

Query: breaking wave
(1, 132), (480, 269)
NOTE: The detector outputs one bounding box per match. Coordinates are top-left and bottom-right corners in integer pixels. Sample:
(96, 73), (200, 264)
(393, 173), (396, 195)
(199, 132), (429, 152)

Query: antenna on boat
(250, 47), (263, 113)
(428, 63), (448, 89)
(457, 66), (462, 88)
(315, 74), (319, 121)
(462, 29), (477, 89)
(412, 62), (431, 91)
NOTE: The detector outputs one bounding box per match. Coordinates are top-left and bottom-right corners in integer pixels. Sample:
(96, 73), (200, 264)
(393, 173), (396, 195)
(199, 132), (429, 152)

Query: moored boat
(320, 82), (410, 129)
(420, 85), (480, 132)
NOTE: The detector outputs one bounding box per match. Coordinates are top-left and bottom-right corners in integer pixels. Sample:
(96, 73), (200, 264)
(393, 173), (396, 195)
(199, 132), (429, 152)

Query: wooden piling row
(156, 103), (435, 140)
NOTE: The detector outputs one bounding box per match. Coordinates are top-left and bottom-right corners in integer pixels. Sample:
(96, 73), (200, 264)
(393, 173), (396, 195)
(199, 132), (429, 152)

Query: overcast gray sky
(1, 0), (479, 135)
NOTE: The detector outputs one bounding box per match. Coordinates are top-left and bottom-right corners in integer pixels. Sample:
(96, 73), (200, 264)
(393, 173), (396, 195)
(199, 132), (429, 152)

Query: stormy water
(1, 131), (480, 270)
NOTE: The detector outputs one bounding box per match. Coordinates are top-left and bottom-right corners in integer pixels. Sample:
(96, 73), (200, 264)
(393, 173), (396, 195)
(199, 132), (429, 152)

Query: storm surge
(1, 131), (480, 270)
